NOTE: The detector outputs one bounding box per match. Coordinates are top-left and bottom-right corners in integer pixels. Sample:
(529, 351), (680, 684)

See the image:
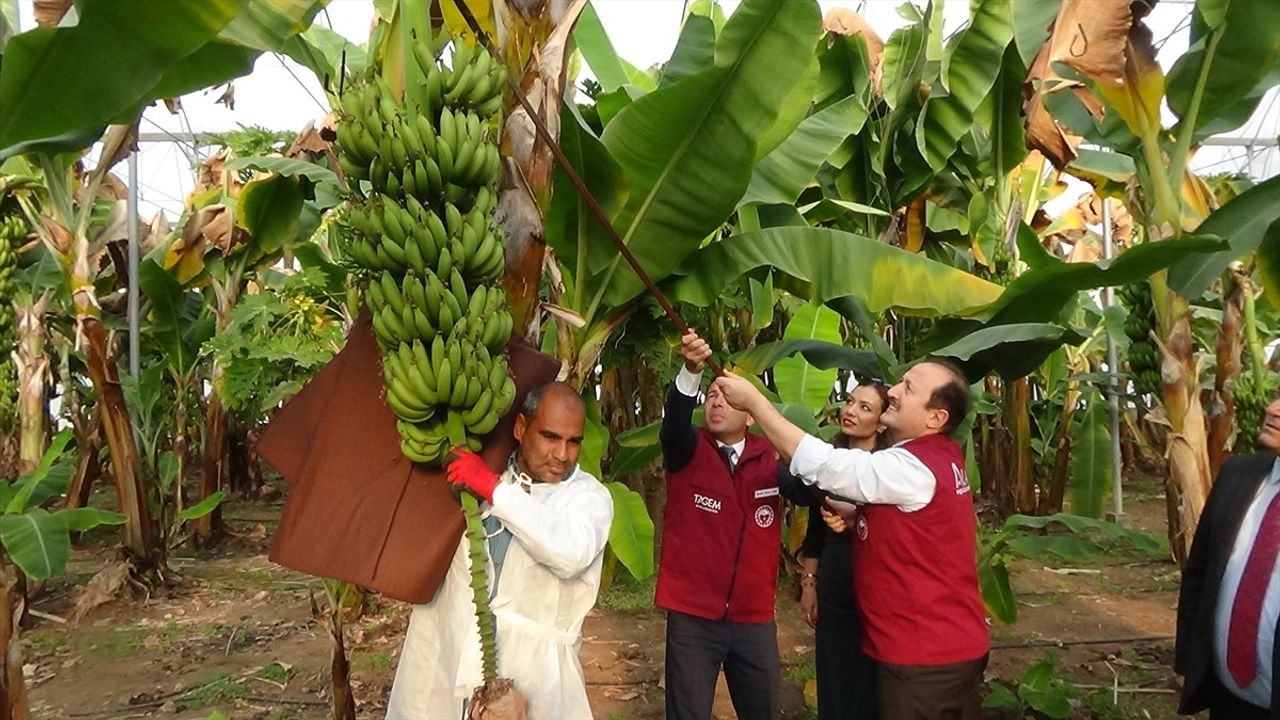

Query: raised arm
(660, 331), (713, 473)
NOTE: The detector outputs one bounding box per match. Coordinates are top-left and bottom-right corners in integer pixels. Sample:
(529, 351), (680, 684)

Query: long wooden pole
(451, 0), (724, 376)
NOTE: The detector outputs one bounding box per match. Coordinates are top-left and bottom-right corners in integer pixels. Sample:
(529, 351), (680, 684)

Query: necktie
(1226, 487), (1280, 687)
(718, 446), (737, 474)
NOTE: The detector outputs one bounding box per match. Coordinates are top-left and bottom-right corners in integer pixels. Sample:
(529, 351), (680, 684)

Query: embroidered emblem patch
(754, 505), (775, 528)
(856, 514), (869, 541)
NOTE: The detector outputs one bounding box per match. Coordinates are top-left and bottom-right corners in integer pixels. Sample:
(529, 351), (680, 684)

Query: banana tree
(1025, 0), (1280, 559)
(0, 0), (330, 563)
(1, 430), (126, 720)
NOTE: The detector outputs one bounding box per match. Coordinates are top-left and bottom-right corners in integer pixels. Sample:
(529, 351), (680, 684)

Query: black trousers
(664, 610), (780, 720)
(815, 538), (877, 719)
(877, 654), (988, 720)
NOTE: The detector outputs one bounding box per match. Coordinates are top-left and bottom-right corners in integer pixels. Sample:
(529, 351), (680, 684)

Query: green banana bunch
(1119, 281), (1160, 397)
(1234, 367), (1279, 454)
(331, 29), (518, 465)
(0, 211), (26, 432)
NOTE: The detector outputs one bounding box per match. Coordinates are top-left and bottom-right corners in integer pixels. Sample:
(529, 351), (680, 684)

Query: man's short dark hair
(922, 358), (970, 436)
(521, 381), (585, 420)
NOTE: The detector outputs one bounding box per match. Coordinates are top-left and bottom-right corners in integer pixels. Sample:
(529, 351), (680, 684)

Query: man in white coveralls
(386, 382), (614, 719)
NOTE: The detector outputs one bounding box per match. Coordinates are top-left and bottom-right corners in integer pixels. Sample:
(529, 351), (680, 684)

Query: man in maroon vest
(658, 331), (782, 720)
(714, 358), (989, 720)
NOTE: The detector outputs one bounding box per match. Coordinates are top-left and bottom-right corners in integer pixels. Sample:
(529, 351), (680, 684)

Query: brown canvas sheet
(257, 312), (560, 604)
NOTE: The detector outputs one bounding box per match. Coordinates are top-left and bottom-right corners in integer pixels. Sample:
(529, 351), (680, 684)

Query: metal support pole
(1102, 199), (1125, 524)
(127, 151), (140, 378)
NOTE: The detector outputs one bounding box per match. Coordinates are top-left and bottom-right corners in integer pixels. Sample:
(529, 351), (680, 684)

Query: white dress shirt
(1214, 458), (1280, 708)
(789, 434), (936, 512)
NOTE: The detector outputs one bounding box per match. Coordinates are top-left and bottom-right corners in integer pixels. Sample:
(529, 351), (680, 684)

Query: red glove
(447, 449), (500, 503)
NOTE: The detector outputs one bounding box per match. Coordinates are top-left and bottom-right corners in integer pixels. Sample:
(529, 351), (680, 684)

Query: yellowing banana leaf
(666, 226), (1003, 317)
(588, 0), (822, 308)
(442, 0), (495, 46)
(236, 174), (304, 258)
(1168, 175), (1280, 299)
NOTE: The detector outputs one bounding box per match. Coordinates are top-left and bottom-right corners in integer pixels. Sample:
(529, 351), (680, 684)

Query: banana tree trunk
(198, 285), (238, 542)
(198, 365), (228, 543)
(171, 392), (188, 518)
(1154, 278), (1211, 565)
(13, 295), (49, 474)
(80, 316), (158, 561)
(65, 409), (102, 509)
(0, 559), (29, 720)
(495, 0), (587, 338)
(1208, 277), (1244, 476)
(1007, 377), (1036, 513)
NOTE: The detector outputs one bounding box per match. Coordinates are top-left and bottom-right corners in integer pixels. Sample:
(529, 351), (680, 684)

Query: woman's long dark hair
(832, 380), (891, 451)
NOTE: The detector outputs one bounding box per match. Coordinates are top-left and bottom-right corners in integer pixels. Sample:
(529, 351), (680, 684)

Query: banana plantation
(0, 0), (1278, 718)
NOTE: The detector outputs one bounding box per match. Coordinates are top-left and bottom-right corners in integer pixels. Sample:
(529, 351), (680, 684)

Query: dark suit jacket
(1176, 452), (1280, 715)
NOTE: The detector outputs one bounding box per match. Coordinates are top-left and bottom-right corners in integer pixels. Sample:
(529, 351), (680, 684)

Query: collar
(1269, 457), (1280, 485)
(505, 452), (577, 488)
(715, 438), (746, 457)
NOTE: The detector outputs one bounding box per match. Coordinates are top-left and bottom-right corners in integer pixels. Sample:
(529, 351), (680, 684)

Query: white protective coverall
(385, 464), (613, 719)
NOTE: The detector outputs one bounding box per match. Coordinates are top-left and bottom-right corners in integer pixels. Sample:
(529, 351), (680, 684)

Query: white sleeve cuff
(675, 365), (703, 397)
(789, 434), (831, 482)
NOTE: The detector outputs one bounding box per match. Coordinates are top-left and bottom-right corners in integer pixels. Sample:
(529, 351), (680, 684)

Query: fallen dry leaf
(73, 561), (132, 623)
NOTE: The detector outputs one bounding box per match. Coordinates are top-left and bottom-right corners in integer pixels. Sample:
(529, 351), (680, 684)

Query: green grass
(175, 673), (247, 711)
(256, 662), (294, 683)
(597, 575), (656, 613)
(352, 650), (394, 672)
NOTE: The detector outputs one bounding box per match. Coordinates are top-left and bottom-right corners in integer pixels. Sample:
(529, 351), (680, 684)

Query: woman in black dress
(783, 381), (888, 719)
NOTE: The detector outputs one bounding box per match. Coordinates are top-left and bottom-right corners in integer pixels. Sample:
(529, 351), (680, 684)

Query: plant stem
(1242, 273), (1267, 379)
(460, 491), (498, 682)
(1167, 30), (1221, 197)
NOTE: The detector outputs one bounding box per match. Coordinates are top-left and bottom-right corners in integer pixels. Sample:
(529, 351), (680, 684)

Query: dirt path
(21, 478), (1192, 719)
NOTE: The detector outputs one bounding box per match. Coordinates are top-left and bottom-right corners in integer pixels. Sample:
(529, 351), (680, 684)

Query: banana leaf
(1165, 0), (1280, 141)
(0, 0), (324, 159)
(587, 0), (822, 307)
(732, 340), (880, 380)
(0, 0), (240, 156)
(1067, 388), (1112, 519)
(660, 13), (716, 87)
(741, 95), (869, 207)
(604, 482), (655, 581)
(773, 304), (841, 411)
(1168, 175), (1280, 299)
(1256, 219), (1280, 310)
(916, 0), (1014, 172)
(927, 323), (1086, 381)
(0, 509), (69, 580)
(978, 234), (1228, 324)
(666, 226), (1003, 316)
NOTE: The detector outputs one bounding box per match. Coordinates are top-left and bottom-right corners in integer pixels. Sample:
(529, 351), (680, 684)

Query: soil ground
(21, 472), (1196, 720)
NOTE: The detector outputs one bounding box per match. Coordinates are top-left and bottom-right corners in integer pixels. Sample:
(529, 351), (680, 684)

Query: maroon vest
(852, 433), (989, 665)
(656, 430), (781, 623)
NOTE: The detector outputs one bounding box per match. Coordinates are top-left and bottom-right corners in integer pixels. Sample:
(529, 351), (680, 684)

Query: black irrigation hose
(991, 634), (1175, 651)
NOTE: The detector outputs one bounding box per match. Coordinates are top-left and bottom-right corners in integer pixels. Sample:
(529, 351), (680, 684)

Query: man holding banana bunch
(386, 382), (613, 719)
